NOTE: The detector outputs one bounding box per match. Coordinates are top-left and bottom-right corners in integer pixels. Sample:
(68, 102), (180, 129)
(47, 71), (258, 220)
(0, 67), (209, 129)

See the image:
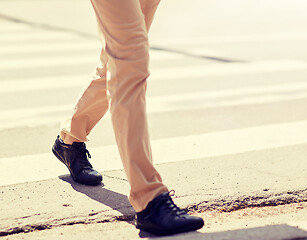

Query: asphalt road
(0, 0), (307, 239)
(1, 0), (307, 158)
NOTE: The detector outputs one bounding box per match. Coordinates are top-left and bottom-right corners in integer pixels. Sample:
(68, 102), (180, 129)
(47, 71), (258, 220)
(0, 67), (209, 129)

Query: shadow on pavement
(57, 176), (307, 240)
(139, 224), (307, 240)
(59, 175), (135, 218)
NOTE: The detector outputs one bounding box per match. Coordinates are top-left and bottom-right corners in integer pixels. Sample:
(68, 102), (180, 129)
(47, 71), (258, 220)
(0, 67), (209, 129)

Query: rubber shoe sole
(136, 220), (204, 236)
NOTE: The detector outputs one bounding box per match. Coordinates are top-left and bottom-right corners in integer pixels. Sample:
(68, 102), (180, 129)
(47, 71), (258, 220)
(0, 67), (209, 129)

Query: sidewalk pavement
(1, 143), (306, 237)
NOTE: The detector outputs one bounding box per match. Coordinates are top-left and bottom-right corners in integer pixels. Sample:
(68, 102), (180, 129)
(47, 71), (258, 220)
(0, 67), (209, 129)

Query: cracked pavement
(1, 144), (306, 237)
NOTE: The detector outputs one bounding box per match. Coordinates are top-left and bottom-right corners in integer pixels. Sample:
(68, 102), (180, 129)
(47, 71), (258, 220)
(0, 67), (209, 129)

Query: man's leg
(60, 51), (109, 144)
(139, 0), (161, 32)
(90, 0), (167, 212)
(55, 0), (203, 234)
(54, 0), (160, 185)
(90, 1), (204, 235)
(53, 49), (109, 185)
(59, 0), (158, 144)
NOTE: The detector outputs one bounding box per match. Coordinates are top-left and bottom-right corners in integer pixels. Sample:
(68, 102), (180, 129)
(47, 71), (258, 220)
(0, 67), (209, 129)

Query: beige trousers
(60, 0), (168, 212)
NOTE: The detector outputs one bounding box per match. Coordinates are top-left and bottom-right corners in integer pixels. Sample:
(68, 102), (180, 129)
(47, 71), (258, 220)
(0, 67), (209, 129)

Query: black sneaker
(52, 135), (102, 185)
(136, 191), (204, 236)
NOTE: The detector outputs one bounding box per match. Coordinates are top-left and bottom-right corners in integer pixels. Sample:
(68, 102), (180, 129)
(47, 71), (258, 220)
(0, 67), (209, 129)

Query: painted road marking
(2, 28), (307, 44)
(0, 49), (186, 71)
(0, 24), (32, 32)
(151, 33), (307, 46)
(0, 31), (81, 42)
(1, 81), (307, 130)
(0, 120), (306, 186)
(0, 55), (99, 70)
(151, 59), (307, 80)
(2, 59), (307, 93)
(0, 41), (101, 55)
(0, 74), (90, 93)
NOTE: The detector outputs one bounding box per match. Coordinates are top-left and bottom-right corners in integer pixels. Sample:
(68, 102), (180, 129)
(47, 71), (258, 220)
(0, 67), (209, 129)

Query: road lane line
(2, 91), (306, 130)
(3, 81), (307, 118)
(0, 50), (185, 71)
(2, 59), (307, 93)
(151, 33), (307, 45)
(1, 120), (307, 186)
(2, 31), (307, 45)
(0, 74), (127, 95)
(0, 24), (32, 32)
(0, 41), (101, 55)
(0, 55), (99, 70)
(0, 31), (81, 42)
(151, 59), (307, 80)
(1, 81), (307, 130)
(0, 74), (90, 93)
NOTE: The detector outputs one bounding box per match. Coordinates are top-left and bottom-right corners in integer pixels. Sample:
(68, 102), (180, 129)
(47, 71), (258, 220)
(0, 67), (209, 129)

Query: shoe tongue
(151, 192), (170, 204)
(157, 192), (170, 199)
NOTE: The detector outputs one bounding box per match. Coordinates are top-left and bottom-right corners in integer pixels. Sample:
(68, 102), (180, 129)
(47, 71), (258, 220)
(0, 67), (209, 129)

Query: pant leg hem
(129, 185), (169, 212)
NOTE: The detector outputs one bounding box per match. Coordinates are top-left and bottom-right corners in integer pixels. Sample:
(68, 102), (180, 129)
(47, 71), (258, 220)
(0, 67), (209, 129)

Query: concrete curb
(1, 188), (306, 237)
(1, 144), (307, 237)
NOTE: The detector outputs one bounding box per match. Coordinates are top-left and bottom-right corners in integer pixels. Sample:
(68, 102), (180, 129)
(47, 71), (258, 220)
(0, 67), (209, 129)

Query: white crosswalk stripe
(1, 120), (307, 186)
(1, 21), (307, 188)
(0, 41), (101, 55)
(1, 81), (307, 130)
(2, 59), (307, 93)
(0, 49), (186, 71)
(152, 59), (307, 79)
(0, 23), (32, 32)
(0, 30), (80, 42)
(151, 33), (307, 45)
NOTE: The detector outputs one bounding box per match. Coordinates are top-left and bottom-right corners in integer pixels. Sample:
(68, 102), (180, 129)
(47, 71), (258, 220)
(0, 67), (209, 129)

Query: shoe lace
(155, 190), (187, 216)
(72, 143), (92, 168)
